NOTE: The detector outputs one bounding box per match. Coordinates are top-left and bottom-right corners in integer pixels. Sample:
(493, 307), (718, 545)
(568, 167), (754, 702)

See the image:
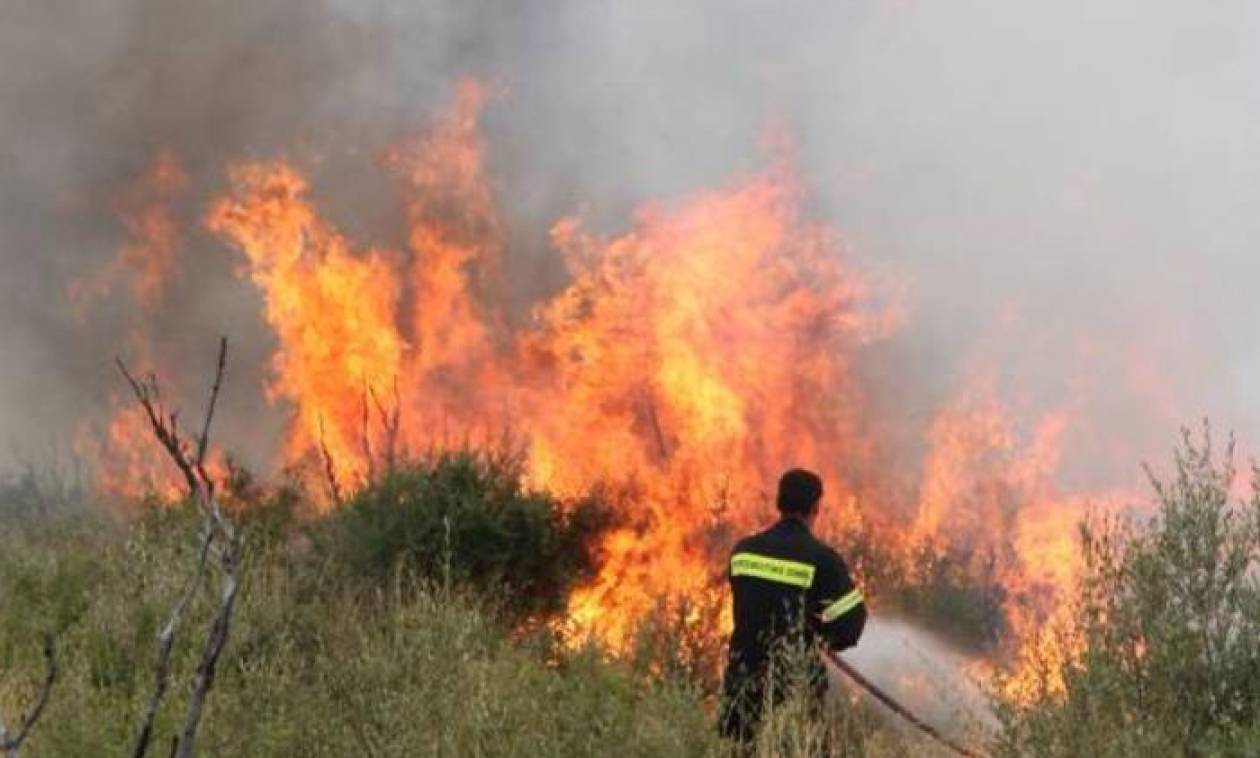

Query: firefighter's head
(777, 468), (823, 525)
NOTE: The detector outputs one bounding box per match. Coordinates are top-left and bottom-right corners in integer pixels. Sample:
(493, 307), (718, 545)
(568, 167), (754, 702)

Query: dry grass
(0, 501), (931, 757)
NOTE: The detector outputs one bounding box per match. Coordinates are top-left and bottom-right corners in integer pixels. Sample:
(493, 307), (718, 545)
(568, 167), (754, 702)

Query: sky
(2, 0), (1258, 481)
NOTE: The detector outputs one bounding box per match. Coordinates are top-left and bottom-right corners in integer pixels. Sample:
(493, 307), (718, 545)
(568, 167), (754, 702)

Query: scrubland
(1, 429), (1258, 757)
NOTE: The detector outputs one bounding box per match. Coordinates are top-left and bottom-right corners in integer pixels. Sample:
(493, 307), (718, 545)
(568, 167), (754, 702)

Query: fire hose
(822, 649), (986, 758)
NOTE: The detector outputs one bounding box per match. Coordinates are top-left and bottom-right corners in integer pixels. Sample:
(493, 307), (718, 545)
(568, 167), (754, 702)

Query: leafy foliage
(325, 451), (613, 620)
(996, 427), (1260, 756)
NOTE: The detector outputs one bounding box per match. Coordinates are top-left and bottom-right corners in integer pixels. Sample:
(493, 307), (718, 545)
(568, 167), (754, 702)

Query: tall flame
(89, 81), (1147, 663)
(207, 162), (406, 493)
(69, 149), (189, 315)
(72, 150), (190, 501)
(523, 159), (897, 643)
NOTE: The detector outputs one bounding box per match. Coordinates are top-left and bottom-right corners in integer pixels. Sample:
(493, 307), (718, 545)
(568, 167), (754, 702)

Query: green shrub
(0, 517), (106, 666)
(324, 451), (612, 620)
(995, 427), (1260, 756)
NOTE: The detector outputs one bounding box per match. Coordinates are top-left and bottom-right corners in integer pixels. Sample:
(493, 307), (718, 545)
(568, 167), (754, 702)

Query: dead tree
(0, 635), (57, 758)
(119, 337), (241, 758)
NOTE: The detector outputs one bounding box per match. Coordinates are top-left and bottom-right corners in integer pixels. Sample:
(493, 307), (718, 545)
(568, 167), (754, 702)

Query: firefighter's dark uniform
(718, 517), (867, 742)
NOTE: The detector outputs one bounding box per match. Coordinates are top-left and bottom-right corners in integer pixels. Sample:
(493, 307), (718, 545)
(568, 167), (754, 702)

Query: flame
(204, 101), (896, 644)
(72, 150), (191, 500)
(521, 160), (897, 645)
(73, 406), (181, 501)
(389, 78), (504, 386)
(69, 149), (188, 315)
(206, 162), (406, 496)
(84, 81), (1155, 674)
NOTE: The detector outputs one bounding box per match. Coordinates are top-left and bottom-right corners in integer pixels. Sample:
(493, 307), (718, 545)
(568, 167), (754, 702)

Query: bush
(995, 427), (1260, 756)
(325, 451), (612, 620)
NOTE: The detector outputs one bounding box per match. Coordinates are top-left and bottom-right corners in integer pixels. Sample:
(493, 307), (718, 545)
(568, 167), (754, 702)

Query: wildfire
(206, 161), (408, 492)
(69, 149), (189, 315)
(83, 80), (1145, 671)
(71, 149), (190, 501)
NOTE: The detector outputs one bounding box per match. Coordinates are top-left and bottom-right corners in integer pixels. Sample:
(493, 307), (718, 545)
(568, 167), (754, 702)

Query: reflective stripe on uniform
(819, 588), (863, 623)
(730, 552), (816, 588)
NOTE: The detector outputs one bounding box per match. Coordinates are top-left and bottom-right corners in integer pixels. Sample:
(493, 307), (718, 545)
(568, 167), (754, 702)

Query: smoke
(3, 0), (1259, 485)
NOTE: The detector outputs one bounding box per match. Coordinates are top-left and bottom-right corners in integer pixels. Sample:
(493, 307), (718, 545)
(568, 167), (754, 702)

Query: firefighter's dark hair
(776, 469), (823, 515)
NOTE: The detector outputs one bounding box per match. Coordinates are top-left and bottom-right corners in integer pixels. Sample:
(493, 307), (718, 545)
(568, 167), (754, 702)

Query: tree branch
(318, 416), (344, 506)
(642, 391), (669, 462)
(130, 524), (214, 758)
(116, 361), (198, 497)
(368, 378), (402, 475)
(0, 634), (58, 758)
(361, 384), (375, 485)
(120, 338), (242, 758)
(172, 568), (238, 758)
(194, 337), (227, 470)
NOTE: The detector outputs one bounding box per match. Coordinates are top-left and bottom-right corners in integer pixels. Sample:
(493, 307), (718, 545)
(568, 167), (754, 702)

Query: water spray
(824, 648), (986, 758)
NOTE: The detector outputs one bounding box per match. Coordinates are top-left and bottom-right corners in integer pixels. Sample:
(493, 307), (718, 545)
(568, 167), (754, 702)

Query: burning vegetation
(66, 80), (1148, 687)
(3, 0), (1256, 751)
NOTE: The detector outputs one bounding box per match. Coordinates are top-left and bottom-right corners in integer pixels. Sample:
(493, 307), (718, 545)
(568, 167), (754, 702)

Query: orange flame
(72, 150), (191, 500)
(523, 159), (898, 644)
(69, 149), (188, 315)
(86, 81), (1150, 667)
(207, 162), (406, 496)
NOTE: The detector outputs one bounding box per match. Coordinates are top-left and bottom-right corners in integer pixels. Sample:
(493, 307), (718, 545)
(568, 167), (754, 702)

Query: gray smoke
(2, 0), (1259, 482)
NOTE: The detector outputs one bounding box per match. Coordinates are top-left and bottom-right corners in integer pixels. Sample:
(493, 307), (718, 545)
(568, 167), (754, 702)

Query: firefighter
(718, 468), (867, 744)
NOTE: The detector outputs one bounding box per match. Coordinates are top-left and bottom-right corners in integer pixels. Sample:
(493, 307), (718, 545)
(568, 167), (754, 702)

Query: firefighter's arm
(814, 551), (867, 651)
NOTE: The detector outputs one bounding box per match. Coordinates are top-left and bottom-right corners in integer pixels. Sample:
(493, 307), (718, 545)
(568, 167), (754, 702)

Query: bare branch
(361, 384), (375, 485)
(368, 377), (402, 475)
(318, 416), (344, 506)
(642, 392), (669, 462)
(121, 338), (242, 758)
(0, 635), (58, 758)
(194, 337), (228, 470)
(390, 377), (401, 460)
(130, 525), (214, 758)
(172, 570), (239, 758)
(117, 359), (199, 497)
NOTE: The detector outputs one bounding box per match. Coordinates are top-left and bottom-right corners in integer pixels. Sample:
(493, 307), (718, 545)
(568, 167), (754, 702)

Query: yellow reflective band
(820, 589), (864, 623)
(730, 552), (816, 588)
